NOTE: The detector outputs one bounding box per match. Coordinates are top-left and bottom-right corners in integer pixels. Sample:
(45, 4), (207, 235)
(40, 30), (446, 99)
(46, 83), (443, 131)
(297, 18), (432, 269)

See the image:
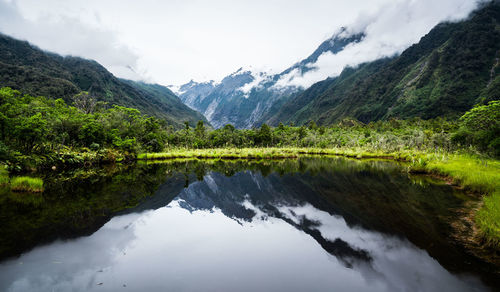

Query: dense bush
(0, 87), (168, 165)
(451, 100), (500, 156)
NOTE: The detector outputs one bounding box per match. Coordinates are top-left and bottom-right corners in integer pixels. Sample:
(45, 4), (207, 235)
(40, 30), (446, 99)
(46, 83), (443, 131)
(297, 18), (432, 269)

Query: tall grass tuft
(476, 191), (500, 248)
(11, 177), (44, 193)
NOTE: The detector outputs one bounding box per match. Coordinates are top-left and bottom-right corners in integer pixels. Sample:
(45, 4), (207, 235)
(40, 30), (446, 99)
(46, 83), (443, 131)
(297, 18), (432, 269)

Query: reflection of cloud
(276, 203), (487, 292)
(0, 196), (489, 292)
(274, 0), (480, 89)
(0, 169), (490, 292)
(0, 0), (146, 81)
(0, 212), (144, 292)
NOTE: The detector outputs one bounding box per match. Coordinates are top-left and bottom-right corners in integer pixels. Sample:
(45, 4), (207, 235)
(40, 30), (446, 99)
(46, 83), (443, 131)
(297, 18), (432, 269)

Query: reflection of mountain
(1, 157), (498, 290)
(175, 171), (374, 267)
(160, 165), (497, 289)
(160, 159), (497, 285)
(2, 157), (498, 287)
(174, 171), (374, 267)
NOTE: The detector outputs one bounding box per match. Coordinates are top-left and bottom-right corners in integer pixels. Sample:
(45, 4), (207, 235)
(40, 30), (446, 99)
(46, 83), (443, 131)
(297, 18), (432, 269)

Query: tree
(308, 120), (318, 130)
(298, 126), (307, 140)
(258, 123), (272, 146)
(195, 120), (206, 138)
(452, 100), (500, 156)
(15, 112), (47, 152)
(460, 101), (500, 132)
(223, 124), (235, 132)
(72, 91), (97, 114)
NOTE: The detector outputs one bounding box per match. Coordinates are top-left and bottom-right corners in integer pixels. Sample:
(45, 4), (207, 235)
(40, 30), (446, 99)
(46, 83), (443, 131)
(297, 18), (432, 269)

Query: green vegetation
(1, 87), (497, 241)
(411, 154), (500, 248)
(0, 87), (169, 170)
(10, 176), (44, 192)
(0, 33), (205, 128)
(135, 102), (500, 248)
(267, 2), (500, 126)
(478, 192), (500, 247)
(163, 118), (459, 151)
(0, 167), (8, 186)
(9, 84), (497, 170)
(452, 100), (500, 156)
(1, 165), (44, 193)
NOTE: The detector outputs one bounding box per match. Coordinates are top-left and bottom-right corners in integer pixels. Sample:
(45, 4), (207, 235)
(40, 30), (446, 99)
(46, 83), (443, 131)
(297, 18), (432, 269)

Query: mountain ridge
(178, 2), (499, 128)
(266, 2), (500, 125)
(0, 33), (207, 129)
(176, 31), (364, 128)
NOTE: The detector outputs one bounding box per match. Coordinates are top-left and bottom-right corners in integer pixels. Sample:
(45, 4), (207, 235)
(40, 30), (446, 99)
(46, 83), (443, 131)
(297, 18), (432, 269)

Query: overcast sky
(0, 0), (482, 86)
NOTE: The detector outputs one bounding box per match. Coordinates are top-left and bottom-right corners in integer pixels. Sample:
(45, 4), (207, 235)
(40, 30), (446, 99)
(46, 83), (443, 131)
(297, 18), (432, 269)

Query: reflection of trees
(1, 157), (493, 284)
(161, 157), (491, 278)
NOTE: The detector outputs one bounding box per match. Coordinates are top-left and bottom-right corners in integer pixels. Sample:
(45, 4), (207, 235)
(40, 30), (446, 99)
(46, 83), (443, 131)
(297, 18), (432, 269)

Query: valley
(0, 1), (499, 291)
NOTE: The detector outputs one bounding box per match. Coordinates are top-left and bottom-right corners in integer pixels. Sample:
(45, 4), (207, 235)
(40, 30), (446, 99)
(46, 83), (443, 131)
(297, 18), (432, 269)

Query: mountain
(266, 2), (500, 126)
(176, 31), (364, 128)
(0, 33), (207, 129)
(176, 80), (217, 110)
(119, 79), (208, 127)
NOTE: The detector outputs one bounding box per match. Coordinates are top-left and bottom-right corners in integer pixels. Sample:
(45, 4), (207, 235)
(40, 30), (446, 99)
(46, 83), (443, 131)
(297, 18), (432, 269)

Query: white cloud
(238, 68), (273, 97)
(0, 0), (395, 85)
(0, 0), (483, 87)
(0, 0), (147, 81)
(274, 0), (482, 89)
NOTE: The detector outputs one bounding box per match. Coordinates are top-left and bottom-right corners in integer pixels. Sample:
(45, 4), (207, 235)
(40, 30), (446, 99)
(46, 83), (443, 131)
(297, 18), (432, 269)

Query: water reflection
(0, 158), (496, 291)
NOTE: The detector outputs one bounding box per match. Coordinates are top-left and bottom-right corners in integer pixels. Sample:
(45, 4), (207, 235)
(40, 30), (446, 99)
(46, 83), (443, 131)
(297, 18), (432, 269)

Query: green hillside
(267, 2), (500, 126)
(0, 33), (206, 129)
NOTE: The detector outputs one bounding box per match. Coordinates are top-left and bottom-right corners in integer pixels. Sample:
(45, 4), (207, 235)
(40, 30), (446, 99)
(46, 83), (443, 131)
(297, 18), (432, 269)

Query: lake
(0, 157), (497, 291)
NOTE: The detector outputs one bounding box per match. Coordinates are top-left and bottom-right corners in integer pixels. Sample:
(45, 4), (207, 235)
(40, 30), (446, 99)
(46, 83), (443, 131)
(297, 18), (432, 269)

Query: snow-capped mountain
(176, 29), (365, 128)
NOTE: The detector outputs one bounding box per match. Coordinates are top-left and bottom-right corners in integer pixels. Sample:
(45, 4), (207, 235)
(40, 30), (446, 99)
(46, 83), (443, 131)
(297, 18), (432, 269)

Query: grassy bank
(137, 147), (402, 160)
(138, 147), (500, 248)
(423, 155), (500, 248)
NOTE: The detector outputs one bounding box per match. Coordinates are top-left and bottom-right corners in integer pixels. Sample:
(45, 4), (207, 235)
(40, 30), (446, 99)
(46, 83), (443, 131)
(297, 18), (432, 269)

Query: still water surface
(0, 158), (497, 291)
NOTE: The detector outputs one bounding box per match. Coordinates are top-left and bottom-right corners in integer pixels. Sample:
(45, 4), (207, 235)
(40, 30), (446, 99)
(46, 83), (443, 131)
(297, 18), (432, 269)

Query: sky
(0, 0), (483, 87)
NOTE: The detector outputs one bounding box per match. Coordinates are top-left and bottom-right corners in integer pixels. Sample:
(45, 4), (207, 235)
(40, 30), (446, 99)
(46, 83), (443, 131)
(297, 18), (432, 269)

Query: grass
(1, 166), (45, 193)
(10, 177), (44, 193)
(136, 147), (399, 160)
(421, 154), (500, 248)
(477, 191), (500, 247)
(138, 147), (500, 248)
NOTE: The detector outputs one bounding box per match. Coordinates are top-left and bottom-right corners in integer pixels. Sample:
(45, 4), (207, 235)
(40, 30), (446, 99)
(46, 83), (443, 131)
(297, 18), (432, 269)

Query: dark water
(0, 158), (497, 291)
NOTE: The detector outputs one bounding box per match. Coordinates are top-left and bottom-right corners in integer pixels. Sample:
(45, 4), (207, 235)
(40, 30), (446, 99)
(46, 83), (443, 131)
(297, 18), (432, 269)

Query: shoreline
(138, 147), (500, 259)
(4, 147), (498, 266)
